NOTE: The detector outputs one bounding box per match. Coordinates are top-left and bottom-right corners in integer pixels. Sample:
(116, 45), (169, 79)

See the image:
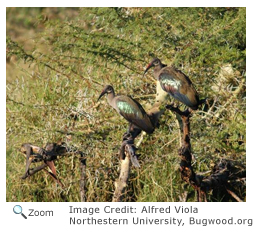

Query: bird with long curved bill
(144, 58), (202, 110)
(97, 85), (154, 134)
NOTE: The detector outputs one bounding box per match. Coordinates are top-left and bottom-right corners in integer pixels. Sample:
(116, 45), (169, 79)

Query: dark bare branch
(167, 105), (246, 202)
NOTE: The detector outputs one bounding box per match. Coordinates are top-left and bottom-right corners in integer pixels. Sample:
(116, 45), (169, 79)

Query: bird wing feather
(115, 96), (154, 133)
(159, 67), (199, 109)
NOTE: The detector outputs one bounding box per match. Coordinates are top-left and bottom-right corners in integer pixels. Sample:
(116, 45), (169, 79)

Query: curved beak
(97, 90), (106, 101)
(143, 62), (154, 76)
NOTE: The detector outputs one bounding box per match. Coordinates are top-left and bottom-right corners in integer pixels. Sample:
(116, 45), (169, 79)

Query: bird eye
(154, 61), (159, 66)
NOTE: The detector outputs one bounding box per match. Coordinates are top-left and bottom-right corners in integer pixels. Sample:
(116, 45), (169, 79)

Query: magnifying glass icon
(13, 205), (27, 219)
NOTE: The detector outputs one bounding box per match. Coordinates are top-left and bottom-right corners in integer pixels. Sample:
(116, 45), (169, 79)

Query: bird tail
(198, 98), (207, 105)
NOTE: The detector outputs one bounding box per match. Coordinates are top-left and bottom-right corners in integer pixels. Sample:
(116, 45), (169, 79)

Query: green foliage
(6, 7), (246, 202)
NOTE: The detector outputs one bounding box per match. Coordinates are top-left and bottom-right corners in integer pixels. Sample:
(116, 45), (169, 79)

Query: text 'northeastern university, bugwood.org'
(68, 205), (253, 227)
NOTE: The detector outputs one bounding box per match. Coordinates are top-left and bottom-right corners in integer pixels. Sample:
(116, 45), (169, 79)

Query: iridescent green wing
(159, 67), (199, 109)
(116, 96), (154, 133)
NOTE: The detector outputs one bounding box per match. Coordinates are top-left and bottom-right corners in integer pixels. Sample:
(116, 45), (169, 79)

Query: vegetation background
(6, 7), (246, 202)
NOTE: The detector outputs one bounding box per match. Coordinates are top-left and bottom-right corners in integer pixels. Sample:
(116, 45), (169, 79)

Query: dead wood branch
(119, 126), (141, 167)
(20, 143), (65, 179)
(20, 142), (85, 190)
(22, 163), (48, 178)
(113, 146), (131, 202)
(167, 104), (246, 202)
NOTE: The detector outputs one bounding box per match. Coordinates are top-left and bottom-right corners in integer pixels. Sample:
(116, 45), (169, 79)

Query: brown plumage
(144, 58), (200, 110)
(98, 85), (154, 134)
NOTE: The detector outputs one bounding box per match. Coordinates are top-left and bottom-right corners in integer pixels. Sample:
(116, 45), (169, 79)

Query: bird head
(97, 85), (114, 101)
(143, 58), (162, 75)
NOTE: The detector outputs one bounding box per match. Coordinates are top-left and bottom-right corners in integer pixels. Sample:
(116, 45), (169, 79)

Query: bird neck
(107, 91), (115, 106)
(154, 63), (166, 79)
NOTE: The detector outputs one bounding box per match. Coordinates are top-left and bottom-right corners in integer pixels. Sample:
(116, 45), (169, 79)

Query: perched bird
(144, 58), (201, 110)
(97, 85), (154, 134)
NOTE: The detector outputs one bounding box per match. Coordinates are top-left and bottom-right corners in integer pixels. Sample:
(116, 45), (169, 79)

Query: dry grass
(6, 7), (246, 202)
